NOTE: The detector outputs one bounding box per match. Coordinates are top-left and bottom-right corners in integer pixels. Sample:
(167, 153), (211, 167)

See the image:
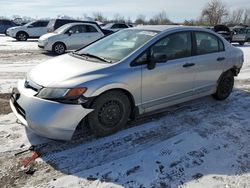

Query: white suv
(6, 20), (49, 41)
(38, 23), (105, 55)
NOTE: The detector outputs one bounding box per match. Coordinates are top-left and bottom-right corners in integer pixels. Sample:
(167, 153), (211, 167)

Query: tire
(16, 32), (28, 41)
(87, 90), (131, 137)
(239, 42), (245, 46)
(4, 30), (7, 36)
(52, 42), (66, 55)
(213, 71), (234, 100)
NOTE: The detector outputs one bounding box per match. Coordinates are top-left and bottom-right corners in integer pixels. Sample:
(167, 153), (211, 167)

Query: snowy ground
(0, 35), (249, 188)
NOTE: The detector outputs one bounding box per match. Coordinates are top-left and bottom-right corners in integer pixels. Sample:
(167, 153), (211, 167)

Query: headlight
(41, 38), (48, 45)
(36, 87), (87, 101)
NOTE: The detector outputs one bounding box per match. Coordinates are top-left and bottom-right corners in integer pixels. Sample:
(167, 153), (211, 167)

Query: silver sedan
(10, 25), (244, 140)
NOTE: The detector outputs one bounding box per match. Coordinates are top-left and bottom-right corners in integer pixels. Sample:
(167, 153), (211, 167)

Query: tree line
(1, 0), (250, 26)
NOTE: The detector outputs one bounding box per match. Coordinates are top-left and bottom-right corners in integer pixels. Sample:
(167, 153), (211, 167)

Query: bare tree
(149, 11), (172, 25)
(227, 8), (244, 24)
(113, 13), (125, 23)
(243, 9), (250, 25)
(93, 12), (107, 22)
(201, 0), (228, 25)
(135, 14), (146, 25)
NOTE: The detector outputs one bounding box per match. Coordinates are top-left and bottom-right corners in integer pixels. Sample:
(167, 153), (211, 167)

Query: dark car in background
(231, 27), (250, 45)
(47, 19), (88, 32)
(214, 25), (232, 42)
(47, 19), (114, 35)
(0, 19), (18, 34)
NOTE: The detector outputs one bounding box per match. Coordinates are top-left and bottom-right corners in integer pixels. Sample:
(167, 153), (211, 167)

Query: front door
(140, 31), (196, 112)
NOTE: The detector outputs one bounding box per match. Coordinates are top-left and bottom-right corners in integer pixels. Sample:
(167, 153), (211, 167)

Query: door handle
(217, 57), (225, 61)
(183, 63), (195, 68)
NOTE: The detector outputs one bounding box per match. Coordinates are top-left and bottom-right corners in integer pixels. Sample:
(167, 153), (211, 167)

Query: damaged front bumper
(10, 80), (93, 140)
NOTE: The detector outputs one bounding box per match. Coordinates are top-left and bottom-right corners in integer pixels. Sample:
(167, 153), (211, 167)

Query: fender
(90, 82), (131, 97)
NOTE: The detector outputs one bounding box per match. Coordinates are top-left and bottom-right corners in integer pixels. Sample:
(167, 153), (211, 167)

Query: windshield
(54, 24), (71, 34)
(77, 29), (159, 62)
(102, 23), (113, 29)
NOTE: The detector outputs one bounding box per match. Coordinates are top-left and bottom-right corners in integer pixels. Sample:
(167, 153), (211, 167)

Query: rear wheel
(16, 32), (28, 41)
(213, 71), (234, 100)
(87, 90), (131, 137)
(53, 42), (66, 55)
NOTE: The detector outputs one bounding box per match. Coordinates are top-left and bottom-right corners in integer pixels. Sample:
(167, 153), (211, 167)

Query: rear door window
(86, 25), (98, 32)
(195, 32), (224, 55)
(32, 21), (48, 27)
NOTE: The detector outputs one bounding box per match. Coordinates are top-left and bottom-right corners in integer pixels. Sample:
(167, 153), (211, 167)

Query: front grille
(11, 97), (26, 119)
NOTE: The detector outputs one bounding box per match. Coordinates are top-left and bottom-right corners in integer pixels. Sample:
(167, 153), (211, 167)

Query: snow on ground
(0, 36), (249, 188)
(0, 34), (39, 51)
(0, 35), (53, 93)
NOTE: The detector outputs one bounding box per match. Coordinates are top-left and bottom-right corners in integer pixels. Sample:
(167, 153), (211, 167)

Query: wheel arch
(88, 86), (138, 119)
(52, 41), (67, 51)
(226, 66), (240, 77)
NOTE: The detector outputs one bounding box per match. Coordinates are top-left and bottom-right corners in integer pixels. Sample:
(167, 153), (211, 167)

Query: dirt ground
(0, 94), (11, 114)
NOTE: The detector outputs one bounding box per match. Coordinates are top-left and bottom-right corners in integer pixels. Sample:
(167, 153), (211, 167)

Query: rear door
(84, 25), (104, 44)
(27, 21), (48, 37)
(192, 31), (226, 95)
(139, 31), (196, 112)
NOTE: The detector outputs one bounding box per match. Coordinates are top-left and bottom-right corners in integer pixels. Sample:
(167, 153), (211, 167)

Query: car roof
(133, 25), (212, 32)
(62, 22), (98, 27)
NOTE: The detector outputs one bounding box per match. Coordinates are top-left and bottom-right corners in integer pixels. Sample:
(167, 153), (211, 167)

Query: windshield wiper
(81, 53), (112, 63)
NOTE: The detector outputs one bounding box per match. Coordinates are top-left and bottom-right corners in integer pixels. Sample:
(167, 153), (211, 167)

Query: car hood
(28, 54), (111, 88)
(7, 26), (21, 31)
(39, 32), (58, 40)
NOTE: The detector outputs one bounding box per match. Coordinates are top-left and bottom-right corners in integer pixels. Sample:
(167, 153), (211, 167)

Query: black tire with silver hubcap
(53, 42), (66, 55)
(16, 32), (28, 41)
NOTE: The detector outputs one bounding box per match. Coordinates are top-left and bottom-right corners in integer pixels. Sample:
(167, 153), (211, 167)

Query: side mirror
(147, 57), (156, 70)
(68, 30), (73, 36)
(27, 25), (33, 28)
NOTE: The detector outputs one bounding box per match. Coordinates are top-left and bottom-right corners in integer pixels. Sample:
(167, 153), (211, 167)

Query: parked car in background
(0, 19), (18, 34)
(10, 25), (244, 140)
(214, 25), (232, 42)
(231, 27), (250, 45)
(6, 20), (49, 41)
(47, 19), (96, 32)
(38, 22), (105, 54)
(101, 23), (129, 32)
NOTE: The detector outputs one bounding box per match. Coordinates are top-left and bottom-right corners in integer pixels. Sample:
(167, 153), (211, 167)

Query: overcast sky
(0, 0), (249, 22)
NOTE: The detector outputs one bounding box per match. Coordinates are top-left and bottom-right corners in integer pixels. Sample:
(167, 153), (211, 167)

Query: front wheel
(87, 90), (131, 137)
(16, 32), (28, 41)
(239, 42), (245, 46)
(53, 42), (66, 55)
(213, 71), (234, 100)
